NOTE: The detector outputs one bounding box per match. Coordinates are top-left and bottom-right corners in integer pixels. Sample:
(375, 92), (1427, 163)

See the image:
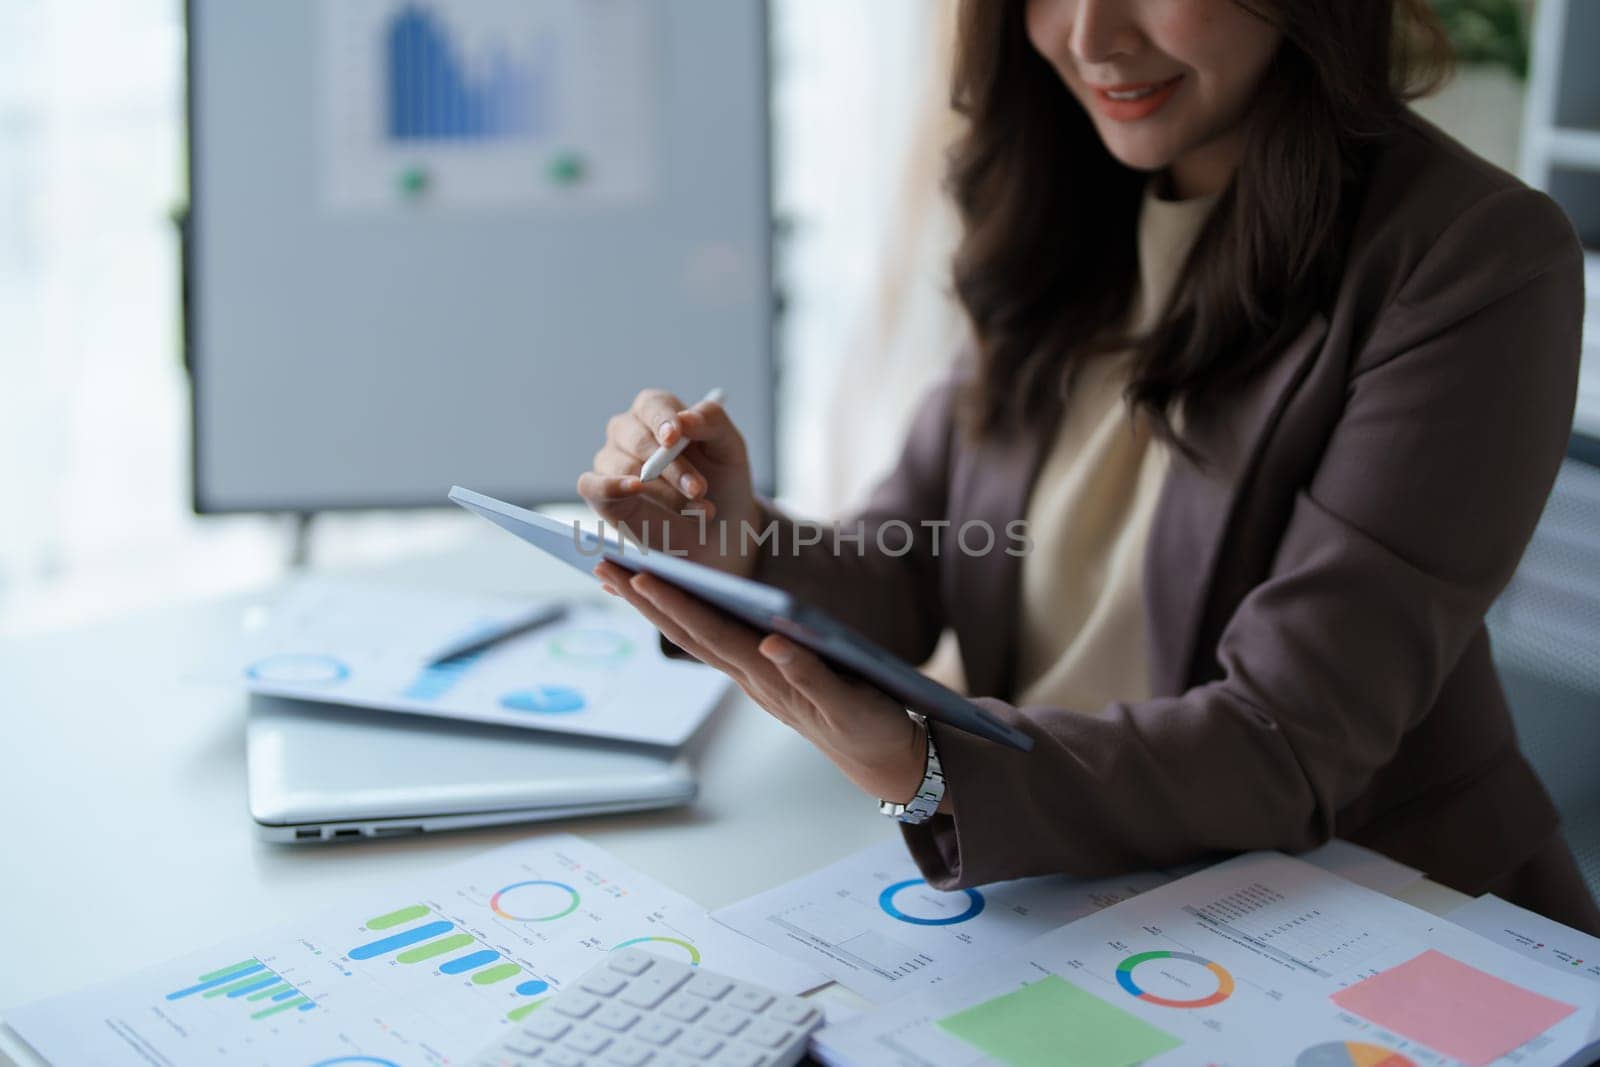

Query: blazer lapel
(1143, 312), (1330, 697)
(947, 411), (1055, 701)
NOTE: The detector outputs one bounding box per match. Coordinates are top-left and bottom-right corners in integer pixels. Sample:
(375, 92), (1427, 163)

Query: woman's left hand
(593, 560), (928, 806)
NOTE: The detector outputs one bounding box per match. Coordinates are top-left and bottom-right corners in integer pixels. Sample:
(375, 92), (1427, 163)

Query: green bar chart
(347, 904), (551, 1020)
(165, 958), (315, 1020)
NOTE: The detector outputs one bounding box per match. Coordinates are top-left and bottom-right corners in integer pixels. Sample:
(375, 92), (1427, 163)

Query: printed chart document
(813, 851), (1600, 1067)
(1296, 838), (1425, 896)
(712, 838), (1170, 1001)
(223, 579), (728, 746)
(1449, 893), (1600, 986)
(5, 835), (827, 1067)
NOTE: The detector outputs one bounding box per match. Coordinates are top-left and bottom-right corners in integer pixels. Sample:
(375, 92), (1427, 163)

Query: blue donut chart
(499, 685), (587, 714)
(878, 879), (986, 925)
(247, 653), (350, 686)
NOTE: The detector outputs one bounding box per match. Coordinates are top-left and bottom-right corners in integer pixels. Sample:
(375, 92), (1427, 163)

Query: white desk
(0, 531), (1469, 1064)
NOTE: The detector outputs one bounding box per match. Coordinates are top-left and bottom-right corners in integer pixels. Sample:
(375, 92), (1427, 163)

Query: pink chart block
(1330, 949), (1576, 1067)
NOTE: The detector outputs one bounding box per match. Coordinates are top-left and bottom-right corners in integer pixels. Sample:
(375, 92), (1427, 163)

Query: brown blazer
(742, 111), (1600, 933)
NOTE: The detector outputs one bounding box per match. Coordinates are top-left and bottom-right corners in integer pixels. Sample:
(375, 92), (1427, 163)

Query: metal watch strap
(878, 712), (945, 825)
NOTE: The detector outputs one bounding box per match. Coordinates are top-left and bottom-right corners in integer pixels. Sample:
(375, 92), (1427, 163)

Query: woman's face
(1025, 0), (1281, 196)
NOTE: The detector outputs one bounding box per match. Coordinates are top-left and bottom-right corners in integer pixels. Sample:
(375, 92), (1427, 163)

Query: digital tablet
(449, 487), (1033, 752)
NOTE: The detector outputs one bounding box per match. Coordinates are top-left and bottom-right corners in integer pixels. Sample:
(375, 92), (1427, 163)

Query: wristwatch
(878, 711), (945, 824)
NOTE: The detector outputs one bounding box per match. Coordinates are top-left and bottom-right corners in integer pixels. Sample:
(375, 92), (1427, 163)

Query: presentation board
(186, 0), (774, 512)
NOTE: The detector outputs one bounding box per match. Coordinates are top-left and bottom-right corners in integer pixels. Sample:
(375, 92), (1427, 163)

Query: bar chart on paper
(320, 0), (658, 210)
(6, 836), (827, 1067)
(165, 958), (317, 1020)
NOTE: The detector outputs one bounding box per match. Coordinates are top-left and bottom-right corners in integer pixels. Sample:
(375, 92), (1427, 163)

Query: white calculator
(471, 948), (824, 1067)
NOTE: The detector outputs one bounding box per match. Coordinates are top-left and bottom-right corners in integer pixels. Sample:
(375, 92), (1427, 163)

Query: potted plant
(1409, 0), (1533, 172)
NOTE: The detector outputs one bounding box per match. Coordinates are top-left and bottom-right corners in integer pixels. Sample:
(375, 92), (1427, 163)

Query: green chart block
(507, 999), (548, 1023)
(367, 905), (430, 930)
(198, 960), (259, 983)
(251, 996), (309, 1020)
(247, 983), (291, 1001)
(205, 974), (278, 999)
(936, 975), (1181, 1067)
(471, 963), (523, 986)
(397, 933), (476, 964)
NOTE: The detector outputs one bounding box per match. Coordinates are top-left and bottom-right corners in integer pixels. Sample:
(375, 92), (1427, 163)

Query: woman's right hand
(576, 388), (760, 578)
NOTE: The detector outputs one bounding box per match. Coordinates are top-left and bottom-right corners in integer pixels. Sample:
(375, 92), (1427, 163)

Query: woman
(577, 0), (1600, 933)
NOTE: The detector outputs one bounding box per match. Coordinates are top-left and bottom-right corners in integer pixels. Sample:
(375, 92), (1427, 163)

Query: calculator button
(501, 1035), (545, 1057)
(608, 949), (657, 976)
(684, 974), (733, 1000)
(565, 1027), (612, 1055)
(543, 1051), (584, 1067)
(661, 996), (708, 1023)
(524, 1015), (572, 1042)
(594, 1003), (641, 1032)
(710, 1048), (765, 1067)
(553, 993), (602, 1020)
(725, 987), (772, 1014)
(621, 971), (690, 1010)
(768, 999), (815, 1026)
(581, 971), (629, 996)
(637, 1019), (682, 1046)
(499, 1036), (544, 1062)
(704, 1008), (748, 1037)
(743, 1020), (792, 1049)
(605, 1040), (655, 1067)
(678, 1032), (724, 1058)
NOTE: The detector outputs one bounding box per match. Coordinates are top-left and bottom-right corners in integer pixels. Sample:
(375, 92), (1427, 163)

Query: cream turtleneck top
(1014, 179), (1220, 710)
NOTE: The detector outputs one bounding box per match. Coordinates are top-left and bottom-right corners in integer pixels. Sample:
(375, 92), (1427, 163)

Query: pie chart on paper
(499, 685), (587, 714)
(1295, 1041), (1417, 1067)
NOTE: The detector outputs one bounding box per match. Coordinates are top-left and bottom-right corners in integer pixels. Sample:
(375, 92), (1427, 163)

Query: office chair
(1487, 444), (1600, 901)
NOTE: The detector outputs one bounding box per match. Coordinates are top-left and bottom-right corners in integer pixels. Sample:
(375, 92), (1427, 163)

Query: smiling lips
(1090, 74), (1184, 120)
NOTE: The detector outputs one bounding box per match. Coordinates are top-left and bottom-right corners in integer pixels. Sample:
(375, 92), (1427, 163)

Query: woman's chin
(1093, 127), (1183, 175)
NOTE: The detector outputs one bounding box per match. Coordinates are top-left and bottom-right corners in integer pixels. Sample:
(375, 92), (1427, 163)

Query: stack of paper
(224, 578), (729, 746)
(809, 851), (1600, 1067)
(5, 835), (828, 1066)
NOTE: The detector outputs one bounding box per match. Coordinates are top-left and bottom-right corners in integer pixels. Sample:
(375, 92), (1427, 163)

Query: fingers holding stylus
(621, 394), (711, 502)
(631, 388), (691, 449)
(672, 397), (747, 467)
(579, 455), (694, 518)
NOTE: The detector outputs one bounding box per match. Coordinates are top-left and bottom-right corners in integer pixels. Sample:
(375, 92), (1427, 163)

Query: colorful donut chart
(1115, 950), (1235, 1008)
(611, 936), (702, 965)
(490, 880), (581, 922)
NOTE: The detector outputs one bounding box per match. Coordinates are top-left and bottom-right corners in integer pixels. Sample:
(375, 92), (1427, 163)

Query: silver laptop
(246, 695), (697, 843)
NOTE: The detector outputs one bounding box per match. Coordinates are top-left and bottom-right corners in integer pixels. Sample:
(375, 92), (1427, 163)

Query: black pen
(425, 603), (570, 666)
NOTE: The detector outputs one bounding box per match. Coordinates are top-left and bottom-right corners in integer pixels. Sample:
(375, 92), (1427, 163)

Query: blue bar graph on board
(166, 962), (267, 1000)
(272, 987), (301, 1001)
(440, 949), (501, 974)
(349, 920), (455, 960)
(384, 5), (548, 143)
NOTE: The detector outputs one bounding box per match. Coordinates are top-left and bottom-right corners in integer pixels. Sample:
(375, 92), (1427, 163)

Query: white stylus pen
(639, 387), (726, 482)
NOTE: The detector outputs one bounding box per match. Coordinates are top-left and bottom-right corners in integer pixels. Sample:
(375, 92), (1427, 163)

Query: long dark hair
(949, 0), (1455, 446)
